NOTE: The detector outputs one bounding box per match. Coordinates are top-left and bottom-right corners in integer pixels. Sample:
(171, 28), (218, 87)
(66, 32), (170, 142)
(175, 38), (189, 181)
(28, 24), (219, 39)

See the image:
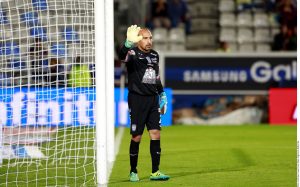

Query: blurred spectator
(167, 0), (191, 34)
(68, 57), (92, 87)
(217, 41), (231, 52)
(272, 24), (294, 51)
(150, 0), (171, 29)
(287, 26), (297, 51)
(276, 0), (296, 28)
(236, 0), (253, 11)
(29, 38), (48, 85)
(47, 58), (66, 87)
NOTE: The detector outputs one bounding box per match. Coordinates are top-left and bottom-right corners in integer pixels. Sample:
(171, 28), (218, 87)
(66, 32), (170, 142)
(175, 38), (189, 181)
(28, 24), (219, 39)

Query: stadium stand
(0, 0), (94, 87)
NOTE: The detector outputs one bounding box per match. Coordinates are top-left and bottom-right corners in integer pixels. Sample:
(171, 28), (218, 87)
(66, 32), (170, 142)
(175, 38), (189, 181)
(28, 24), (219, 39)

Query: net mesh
(0, 0), (96, 186)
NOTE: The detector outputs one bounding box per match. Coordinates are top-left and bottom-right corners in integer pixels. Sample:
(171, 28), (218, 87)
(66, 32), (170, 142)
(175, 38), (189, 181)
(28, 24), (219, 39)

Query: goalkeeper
(119, 25), (170, 182)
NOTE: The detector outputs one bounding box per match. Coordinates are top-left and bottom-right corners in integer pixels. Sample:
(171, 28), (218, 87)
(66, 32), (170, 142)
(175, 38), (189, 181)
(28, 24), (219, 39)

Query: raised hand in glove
(125, 25), (143, 48)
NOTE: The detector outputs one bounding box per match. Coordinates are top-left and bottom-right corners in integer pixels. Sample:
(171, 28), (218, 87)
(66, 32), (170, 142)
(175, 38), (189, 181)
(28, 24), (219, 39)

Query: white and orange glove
(125, 25), (143, 48)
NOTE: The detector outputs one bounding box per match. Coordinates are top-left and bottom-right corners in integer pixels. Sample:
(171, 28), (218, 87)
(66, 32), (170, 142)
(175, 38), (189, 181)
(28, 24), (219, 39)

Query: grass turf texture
(109, 125), (296, 187)
(0, 127), (96, 187)
(0, 125), (296, 186)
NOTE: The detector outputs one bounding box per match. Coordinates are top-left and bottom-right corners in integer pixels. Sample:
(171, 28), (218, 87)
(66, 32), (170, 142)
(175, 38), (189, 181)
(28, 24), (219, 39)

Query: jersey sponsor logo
(151, 58), (158, 63)
(150, 53), (157, 56)
(142, 67), (156, 84)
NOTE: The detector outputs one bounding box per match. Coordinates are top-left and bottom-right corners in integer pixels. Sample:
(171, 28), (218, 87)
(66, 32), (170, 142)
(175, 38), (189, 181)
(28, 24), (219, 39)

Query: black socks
(150, 140), (161, 173)
(129, 140), (140, 173)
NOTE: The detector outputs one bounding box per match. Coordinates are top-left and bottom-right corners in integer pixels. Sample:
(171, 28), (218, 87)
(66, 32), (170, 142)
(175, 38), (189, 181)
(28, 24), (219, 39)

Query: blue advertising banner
(0, 87), (172, 127)
(164, 55), (296, 91)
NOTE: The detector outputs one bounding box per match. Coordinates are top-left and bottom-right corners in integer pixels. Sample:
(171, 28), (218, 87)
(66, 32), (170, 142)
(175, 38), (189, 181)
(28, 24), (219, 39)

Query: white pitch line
(107, 126), (125, 180)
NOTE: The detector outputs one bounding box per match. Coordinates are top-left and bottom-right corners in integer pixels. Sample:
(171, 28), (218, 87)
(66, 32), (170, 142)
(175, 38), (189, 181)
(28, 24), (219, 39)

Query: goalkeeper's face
(138, 29), (153, 52)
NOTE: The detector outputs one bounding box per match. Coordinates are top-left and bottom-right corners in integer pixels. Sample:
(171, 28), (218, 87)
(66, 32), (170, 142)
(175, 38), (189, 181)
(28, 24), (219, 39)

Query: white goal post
(0, 0), (114, 186)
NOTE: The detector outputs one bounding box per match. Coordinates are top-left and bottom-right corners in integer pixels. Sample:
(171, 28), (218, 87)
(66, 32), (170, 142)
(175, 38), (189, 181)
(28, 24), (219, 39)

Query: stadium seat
(7, 10), (21, 26)
(189, 5), (198, 18)
(218, 0), (235, 12)
(38, 11), (50, 26)
(197, 2), (218, 17)
(30, 26), (47, 41)
(253, 13), (269, 27)
(219, 13), (236, 27)
(254, 28), (271, 43)
(220, 28), (236, 42)
(0, 25), (13, 40)
(153, 28), (168, 51)
(78, 28), (93, 42)
(227, 42), (238, 52)
(20, 12), (39, 26)
(76, 1), (94, 11)
(47, 0), (63, 10)
(0, 42), (20, 56)
(0, 9), (9, 24)
(81, 44), (94, 57)
(48, 26), (63, 43)
(186, 33), (216, 50)
(19, 43), (29, 55)
(0, 72), (12, 86)
(32, 0), (48, 11)
(255, 43), (271, 52)
(237, 12), (252, 27)
(169, 28), (185, 43)
(51, 43), (67, 57)
(68, 43), (82, 57)
(1, 0), (16, 10)
(62, 26), (79, 42)
(7, 59), (27, 69)
(238, 43), (255, 52)
(153, 28), (168, 43)
(15, 0), (33, 9)
(48, 14), (68, 27)
(237, 28), (253, 43)
(13, 27), (31, 42)
(191, 18), (217, 32)
(169, 28), (186, 51)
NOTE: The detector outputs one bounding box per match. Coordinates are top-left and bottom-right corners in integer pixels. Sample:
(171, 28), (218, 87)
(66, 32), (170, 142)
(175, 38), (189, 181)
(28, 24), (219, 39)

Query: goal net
(0, 0), (102, 186)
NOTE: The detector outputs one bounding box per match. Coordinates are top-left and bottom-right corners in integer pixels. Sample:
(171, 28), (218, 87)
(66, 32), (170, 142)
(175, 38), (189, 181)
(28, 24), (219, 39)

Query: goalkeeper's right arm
(119, 25), (143, 61)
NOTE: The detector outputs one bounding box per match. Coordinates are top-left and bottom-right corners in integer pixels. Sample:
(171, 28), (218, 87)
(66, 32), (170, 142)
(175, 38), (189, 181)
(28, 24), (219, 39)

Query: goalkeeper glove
(159, 92), (167, 115)
(125, 25), (143, 48)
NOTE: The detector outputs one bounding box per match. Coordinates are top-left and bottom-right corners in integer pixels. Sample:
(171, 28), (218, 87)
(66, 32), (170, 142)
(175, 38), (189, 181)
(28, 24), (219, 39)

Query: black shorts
(128, 92), (161, 135)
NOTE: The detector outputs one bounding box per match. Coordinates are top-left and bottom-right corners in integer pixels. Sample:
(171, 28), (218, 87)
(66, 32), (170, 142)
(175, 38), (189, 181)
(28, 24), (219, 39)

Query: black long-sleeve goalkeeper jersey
(119, 44), (164, 96)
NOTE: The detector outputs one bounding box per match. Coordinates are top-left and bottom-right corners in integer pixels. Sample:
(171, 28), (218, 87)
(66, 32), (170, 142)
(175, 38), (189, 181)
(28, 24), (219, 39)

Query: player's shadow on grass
(109, 167), (245, 184)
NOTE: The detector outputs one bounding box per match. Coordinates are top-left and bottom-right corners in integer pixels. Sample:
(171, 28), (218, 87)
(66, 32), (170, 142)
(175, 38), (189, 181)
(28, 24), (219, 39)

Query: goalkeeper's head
(137, 28), (153, 53)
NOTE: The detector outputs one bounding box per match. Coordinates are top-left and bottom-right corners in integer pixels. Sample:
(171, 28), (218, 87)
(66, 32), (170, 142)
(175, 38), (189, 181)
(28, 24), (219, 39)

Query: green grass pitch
(109, 125), (296, 187)
(0, 125), (296, 186)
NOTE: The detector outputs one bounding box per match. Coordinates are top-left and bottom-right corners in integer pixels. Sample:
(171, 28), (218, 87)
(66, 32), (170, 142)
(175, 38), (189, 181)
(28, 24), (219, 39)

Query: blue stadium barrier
(20, 12), (39, 26)
(0, 42), (20, 55)
(62, 27), (79, 42)
(7, 59), (27, 69)
(0, 9), (8, 24)
(51, 43), (67, 57)
(32, 0), (48, 11)
(30, 26), (47, 41)
(0, 87), (173, 127)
